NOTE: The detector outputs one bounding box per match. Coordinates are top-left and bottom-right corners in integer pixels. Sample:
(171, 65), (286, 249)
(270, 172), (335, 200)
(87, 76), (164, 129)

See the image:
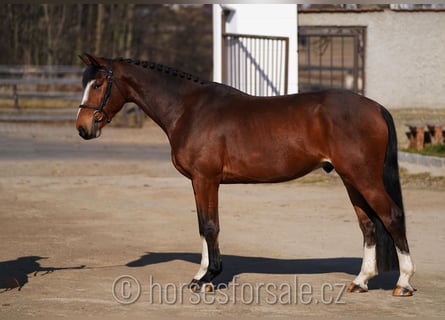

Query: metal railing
(222, 33), (289, 96)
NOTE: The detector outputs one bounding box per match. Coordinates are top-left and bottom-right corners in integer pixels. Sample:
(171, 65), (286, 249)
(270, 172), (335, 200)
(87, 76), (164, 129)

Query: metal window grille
(298, 26), (366, 95)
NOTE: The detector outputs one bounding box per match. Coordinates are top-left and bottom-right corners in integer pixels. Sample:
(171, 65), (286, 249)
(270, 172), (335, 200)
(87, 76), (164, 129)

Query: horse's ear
(79, 53), (101, 67)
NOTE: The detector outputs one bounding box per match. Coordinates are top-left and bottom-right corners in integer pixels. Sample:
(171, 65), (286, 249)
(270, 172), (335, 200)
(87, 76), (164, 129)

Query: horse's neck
(125, 67), (196, 138)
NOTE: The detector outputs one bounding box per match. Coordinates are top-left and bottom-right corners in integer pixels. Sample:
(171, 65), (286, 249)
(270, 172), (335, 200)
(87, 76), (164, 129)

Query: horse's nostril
(78, 126), (88, 139)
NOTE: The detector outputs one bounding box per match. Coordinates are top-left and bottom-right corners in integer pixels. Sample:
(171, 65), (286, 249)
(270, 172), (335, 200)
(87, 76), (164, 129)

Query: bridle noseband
(79, 59), (123, 124)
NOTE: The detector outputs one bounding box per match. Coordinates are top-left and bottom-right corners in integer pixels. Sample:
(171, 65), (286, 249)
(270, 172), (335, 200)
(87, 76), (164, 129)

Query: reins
(78, 59), (125, 124)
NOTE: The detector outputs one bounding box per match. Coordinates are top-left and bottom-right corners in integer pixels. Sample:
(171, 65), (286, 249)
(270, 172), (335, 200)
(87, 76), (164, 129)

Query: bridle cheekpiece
(78, 59), (116, 124)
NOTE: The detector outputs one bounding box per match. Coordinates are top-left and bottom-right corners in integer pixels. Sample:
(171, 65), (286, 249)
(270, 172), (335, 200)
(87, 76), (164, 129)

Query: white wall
(213, 4), (298, 94)
(299, 10), (445, 109)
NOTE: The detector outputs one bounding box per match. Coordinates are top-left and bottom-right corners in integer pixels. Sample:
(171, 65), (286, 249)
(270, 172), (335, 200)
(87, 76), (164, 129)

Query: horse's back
(212, 89), (386, 152)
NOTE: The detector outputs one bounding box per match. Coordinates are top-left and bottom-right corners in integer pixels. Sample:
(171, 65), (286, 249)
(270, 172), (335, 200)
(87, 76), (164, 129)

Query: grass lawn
(403, 144), (445, 158)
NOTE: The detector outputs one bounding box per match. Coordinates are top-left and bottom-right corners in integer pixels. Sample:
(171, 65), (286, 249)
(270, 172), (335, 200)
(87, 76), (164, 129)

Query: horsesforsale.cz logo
(111, 275), (347, 305)
(112, 275), (142, 305)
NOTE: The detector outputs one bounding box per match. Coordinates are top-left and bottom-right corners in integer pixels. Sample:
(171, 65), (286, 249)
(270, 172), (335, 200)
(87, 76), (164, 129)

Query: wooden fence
(0, 65), (142, 126)
(0, 65), (83, 111)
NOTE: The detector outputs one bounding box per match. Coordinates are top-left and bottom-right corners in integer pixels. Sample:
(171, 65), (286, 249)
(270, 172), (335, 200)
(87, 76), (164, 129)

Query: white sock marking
(352, 243), (378, 290)
(396, 248), (415, 290)
(193, 236), (209, 281)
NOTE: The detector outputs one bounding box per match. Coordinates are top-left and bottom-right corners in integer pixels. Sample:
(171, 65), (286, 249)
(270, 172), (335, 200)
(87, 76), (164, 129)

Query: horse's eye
(93, 83), (101, 90)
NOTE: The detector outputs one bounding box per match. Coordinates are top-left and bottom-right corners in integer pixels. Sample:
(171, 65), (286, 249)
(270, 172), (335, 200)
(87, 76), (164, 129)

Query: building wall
(213, 4), (298, 94)
(299, 10), (445, 109)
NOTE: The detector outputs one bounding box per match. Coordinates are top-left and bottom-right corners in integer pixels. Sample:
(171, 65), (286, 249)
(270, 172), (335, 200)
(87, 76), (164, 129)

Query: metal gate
(298, 26), (366, 94)
(222, 33), (289, 96)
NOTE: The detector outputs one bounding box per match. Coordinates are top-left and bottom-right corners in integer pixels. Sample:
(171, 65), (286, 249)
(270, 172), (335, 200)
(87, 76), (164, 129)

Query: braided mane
(116, 57), (207, 85)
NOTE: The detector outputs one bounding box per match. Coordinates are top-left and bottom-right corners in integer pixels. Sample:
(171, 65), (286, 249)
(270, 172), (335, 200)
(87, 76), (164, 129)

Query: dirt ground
(0, 121), (444, 319)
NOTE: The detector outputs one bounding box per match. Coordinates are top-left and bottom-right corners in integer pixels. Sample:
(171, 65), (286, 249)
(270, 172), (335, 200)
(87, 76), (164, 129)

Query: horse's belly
(221, 152), (320, 183)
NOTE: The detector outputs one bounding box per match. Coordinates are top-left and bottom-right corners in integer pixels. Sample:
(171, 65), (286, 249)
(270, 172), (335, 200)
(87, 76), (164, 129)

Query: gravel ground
(0, 121), (444, 319)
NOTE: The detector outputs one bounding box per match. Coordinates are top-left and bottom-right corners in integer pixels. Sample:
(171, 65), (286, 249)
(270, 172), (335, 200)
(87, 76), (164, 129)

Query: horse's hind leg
(343, 181), (378, 293)
(360, 186), (415, 296)
(341, 174), (415, 296)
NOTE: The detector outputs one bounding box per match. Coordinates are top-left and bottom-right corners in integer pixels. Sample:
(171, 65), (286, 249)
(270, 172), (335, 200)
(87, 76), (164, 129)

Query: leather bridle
(78, 59), (125, 124)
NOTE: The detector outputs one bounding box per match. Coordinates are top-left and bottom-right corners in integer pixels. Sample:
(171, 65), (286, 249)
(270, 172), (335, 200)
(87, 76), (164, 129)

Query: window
(298, 26), (366, 95)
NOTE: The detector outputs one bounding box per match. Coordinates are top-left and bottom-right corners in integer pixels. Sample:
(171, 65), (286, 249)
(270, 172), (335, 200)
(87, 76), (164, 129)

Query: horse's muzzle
(78, 126), (97, 140)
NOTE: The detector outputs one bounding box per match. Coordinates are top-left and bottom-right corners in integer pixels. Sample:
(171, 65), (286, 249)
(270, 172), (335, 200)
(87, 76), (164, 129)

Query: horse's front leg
(189, 175), (222, 292)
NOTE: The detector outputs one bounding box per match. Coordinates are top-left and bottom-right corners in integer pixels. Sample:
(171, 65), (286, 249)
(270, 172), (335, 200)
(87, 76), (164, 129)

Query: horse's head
(76, 53), (127, 140)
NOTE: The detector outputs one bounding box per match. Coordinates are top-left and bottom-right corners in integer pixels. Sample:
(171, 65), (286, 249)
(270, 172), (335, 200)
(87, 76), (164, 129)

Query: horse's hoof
(347, 283), (368, 293)
(189, 280), (201, 293)
(203, 283), (214, 293)
(188, 280), (214, 293)
(392, 285), (415, 297)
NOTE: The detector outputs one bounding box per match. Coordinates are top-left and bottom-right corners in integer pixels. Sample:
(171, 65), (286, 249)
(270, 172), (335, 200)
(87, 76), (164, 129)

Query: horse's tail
(375, 107), (404, 272)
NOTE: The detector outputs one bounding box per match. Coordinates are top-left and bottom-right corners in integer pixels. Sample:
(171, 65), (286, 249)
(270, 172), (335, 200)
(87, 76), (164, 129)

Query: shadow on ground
(0, 256), (85, 292)
(126, 252), (399, 290)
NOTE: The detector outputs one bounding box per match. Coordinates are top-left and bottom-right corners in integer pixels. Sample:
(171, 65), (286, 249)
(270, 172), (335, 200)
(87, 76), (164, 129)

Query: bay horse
(76, 53), (415, 296)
